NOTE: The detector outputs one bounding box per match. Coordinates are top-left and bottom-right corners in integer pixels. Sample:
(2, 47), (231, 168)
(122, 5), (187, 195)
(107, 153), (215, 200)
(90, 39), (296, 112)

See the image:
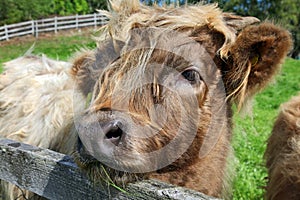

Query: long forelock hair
(97, 0), (236, 58)
(92, 0), (264, 112)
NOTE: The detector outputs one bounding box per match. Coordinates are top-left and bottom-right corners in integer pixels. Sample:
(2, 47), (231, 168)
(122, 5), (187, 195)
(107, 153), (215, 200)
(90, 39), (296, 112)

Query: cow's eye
(181, 69), (201, 84)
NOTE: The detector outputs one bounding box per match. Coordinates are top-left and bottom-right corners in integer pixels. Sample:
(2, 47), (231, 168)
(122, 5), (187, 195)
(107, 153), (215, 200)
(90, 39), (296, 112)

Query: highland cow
(265, 94), (300, 200)
(0, 0), (292, 199)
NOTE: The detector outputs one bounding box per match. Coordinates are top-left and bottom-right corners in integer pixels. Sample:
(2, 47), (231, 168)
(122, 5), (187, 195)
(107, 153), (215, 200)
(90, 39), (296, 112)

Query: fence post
(94, 13), (97, 29)
(54, 16), (57, 34)
(76, 14), (79, 29)
(4, 25), (9, 41)
(31, 20), (35, 36)
(35, 21), (39, 38)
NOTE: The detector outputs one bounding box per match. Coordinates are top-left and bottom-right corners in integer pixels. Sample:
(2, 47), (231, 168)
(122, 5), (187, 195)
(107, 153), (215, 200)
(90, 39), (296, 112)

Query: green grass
(0, 33), (300, 199)
(0, 30), (96, 71)
(232, 58), (300, 199)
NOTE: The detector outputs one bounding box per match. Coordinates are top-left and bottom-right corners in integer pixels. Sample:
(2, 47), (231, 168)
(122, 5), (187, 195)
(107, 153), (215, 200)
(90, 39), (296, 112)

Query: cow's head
(72, 0), (291, 190)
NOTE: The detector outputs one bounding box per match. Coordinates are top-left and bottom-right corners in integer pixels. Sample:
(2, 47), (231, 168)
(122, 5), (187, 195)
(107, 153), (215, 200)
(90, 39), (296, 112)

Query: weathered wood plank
(0, 139), (220, 200)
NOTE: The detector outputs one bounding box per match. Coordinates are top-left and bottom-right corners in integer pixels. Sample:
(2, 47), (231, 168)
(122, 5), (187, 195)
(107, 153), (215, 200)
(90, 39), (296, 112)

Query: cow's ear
(222, 13), (260, 32)
(71, 39), (123, 96)
(71, 50), (97, 96)
(222, 23), (292, 109)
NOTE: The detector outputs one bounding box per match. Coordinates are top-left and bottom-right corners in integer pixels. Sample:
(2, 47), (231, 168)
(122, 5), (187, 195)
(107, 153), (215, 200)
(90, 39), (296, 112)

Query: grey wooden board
(0, 138), (220, 200)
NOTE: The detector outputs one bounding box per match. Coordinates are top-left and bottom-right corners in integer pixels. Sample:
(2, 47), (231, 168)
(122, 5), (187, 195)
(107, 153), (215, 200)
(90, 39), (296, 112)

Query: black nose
(104, 121), (124, 146)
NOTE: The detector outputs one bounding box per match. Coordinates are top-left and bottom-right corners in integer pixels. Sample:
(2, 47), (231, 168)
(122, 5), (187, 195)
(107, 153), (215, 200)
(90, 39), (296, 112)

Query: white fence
(0, 13), (108, 41)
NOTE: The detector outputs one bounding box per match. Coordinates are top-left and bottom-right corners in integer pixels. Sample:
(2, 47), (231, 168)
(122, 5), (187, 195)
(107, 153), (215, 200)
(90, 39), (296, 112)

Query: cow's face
(72, 0), (291, 188)
(74, 29), (226, 184)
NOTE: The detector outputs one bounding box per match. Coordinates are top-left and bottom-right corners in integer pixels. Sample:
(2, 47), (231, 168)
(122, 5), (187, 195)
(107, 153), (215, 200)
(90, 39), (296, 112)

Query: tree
(0, 0), (53, 25)
(0, 0), (96, 25)
(141, 0), (186, 6)
(267, 0), (299, 58)
(86, 0), (107, 12)
(51, 0), (89, 15)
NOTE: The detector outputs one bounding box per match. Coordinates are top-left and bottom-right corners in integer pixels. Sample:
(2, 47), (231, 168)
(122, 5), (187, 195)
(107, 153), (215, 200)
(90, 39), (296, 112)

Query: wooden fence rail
(0, 13), (108, 41)
(0, 138), (219, 200)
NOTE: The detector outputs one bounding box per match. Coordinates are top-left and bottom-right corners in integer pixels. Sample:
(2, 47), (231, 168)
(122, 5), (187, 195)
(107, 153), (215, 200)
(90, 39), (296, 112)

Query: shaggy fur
(0, 0), (292, 199)
(265, 94), (300, 200)
(0, 56), (84, 199)
(0, 55), (84, 151)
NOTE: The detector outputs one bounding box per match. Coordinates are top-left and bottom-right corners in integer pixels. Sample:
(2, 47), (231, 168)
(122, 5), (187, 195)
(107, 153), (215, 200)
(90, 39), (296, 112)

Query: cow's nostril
(105, 122), (124, 146)
(99, 107), (112, 112)
(106, 127), (123, 139)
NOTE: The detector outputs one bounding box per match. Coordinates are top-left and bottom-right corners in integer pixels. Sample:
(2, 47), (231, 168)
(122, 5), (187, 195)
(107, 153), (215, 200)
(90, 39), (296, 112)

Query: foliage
(0, 0), (107, 26)
(141, 0), (186, 5)
(0, 0), (53, 25)
(86, 0), (108, 12)
(51, 0), (89, 16)
(267, 0), (300, 58)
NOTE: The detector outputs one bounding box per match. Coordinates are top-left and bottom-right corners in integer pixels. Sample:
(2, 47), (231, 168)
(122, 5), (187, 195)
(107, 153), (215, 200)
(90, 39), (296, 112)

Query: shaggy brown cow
(265, 94), (300, 200)
(0, 0), (292, 199)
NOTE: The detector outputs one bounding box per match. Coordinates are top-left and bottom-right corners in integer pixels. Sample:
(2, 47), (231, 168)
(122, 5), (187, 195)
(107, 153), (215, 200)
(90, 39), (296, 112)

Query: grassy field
(0, 29), (97, 70)
(0, 32), (299, 199)
(232, 58), (300, 199)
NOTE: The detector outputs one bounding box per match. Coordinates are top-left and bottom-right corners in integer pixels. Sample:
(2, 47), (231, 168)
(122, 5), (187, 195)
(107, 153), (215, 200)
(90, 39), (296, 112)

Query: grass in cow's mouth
(85, 92), (93, 108)
(1, 31), (299, 199)
(73, 149), (129, 194)
(100, 165), (129, 194)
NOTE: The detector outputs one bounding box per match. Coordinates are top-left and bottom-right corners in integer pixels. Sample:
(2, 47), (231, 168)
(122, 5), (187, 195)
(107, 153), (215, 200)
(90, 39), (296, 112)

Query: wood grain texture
(0, 138), (220, 200)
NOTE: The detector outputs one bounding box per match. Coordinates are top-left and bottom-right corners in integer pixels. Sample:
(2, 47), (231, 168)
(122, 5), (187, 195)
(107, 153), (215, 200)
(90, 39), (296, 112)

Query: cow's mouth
(74, 136), (147, 186)
(74, 114), (140, 169)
